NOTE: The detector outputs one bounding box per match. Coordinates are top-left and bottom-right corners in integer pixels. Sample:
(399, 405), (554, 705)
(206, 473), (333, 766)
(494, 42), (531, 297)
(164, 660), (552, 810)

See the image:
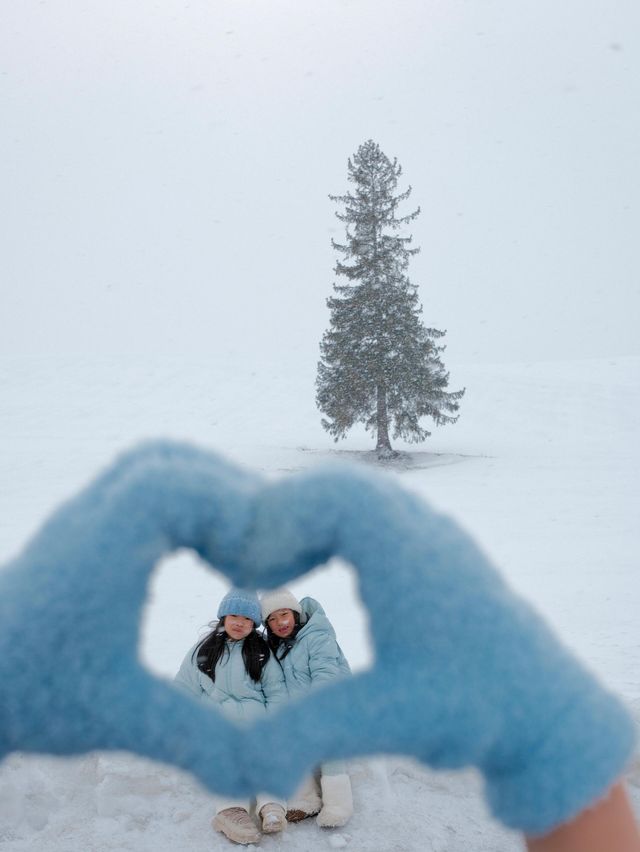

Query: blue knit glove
(233, 466), (635, 835)
(0, 441), (634, 835)
(0, 442), (259, 796)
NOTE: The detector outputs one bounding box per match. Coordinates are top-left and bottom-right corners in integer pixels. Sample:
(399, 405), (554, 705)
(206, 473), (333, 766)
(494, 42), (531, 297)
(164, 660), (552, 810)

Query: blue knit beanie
(217, 588), (261, 626)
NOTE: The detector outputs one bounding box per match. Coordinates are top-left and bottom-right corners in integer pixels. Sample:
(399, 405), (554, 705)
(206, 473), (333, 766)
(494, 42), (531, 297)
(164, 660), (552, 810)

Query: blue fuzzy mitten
(234, 466), (635, 836)
(0, 441), (262, 796)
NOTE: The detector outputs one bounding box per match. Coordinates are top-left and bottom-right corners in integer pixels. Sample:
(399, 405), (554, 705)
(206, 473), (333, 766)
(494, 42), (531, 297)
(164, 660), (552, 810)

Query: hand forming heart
(0, 441), (634, 835)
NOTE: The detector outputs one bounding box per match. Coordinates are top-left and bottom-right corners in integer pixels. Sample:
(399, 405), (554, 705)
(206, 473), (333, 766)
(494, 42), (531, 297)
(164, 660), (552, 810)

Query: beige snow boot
(259, 802), (286, 834)
(316, 773), (353, 828)
(212, 806), (261, 845)
(286, 774), (322, 822)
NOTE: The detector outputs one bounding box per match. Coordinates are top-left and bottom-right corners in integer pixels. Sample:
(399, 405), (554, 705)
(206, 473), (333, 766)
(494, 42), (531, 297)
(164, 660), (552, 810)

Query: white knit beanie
(260, 588), (302, 621)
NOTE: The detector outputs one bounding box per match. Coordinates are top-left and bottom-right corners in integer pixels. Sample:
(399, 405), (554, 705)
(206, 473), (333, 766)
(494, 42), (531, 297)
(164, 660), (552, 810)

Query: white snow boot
(316, 773), (353, 828)
(286, 774), (322, 822)
(212, 807), (261, 845)
(259, 802), (286, 834)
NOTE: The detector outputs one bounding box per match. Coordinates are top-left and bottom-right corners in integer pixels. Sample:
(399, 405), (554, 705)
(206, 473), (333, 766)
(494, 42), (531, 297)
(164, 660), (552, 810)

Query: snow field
(0, 353), (638, 850)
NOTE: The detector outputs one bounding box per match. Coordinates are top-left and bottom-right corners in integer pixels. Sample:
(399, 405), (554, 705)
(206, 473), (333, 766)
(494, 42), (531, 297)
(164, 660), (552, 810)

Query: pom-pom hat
(217, 588), (262, 626)
(260, 588), (303, 622)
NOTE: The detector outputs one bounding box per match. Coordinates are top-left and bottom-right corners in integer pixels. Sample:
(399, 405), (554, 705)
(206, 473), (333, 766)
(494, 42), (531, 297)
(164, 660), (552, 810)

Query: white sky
(1, 0), (639, 364)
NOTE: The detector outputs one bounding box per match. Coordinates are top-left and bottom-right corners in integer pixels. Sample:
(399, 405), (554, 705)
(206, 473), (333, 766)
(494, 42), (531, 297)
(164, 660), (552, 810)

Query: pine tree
(316, 140), (464, 457)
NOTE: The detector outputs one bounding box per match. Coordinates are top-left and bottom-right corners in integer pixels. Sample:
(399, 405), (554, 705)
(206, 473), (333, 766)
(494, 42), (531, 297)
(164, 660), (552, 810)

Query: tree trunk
(376, 383), (394, 456)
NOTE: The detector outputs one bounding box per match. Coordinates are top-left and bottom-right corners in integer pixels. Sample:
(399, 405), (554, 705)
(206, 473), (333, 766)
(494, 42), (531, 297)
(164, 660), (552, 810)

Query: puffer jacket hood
(299, 596), (334, 635)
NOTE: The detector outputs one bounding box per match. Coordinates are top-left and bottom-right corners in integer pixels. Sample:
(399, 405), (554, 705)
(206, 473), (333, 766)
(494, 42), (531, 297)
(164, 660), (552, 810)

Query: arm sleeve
(307, 633), (347, 686)
(173, 648), (206, 700)
(260, 655), (289, 712)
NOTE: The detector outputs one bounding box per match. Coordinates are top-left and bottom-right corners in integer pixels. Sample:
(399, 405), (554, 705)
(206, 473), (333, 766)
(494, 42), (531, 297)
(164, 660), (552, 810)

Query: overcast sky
(2, 0), (639, 365)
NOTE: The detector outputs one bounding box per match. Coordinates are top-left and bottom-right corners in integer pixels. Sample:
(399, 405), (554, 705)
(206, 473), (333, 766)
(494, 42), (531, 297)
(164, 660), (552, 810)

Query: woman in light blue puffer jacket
(261, 588), (353, 828)
(175, 588), (288, 845)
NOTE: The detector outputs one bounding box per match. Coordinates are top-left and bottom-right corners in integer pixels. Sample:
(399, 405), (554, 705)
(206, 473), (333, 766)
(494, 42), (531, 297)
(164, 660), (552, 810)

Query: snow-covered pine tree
(316, 140), (464, 458)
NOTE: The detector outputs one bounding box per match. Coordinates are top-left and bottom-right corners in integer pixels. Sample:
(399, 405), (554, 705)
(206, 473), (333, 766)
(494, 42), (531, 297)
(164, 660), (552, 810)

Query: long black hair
(193, 618), (270, 683)
(265, 611), (302, 663)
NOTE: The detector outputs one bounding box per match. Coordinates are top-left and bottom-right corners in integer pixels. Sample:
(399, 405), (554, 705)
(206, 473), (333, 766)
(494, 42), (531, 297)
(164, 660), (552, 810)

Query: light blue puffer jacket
(272, 597), (351, 700)
(174, 636), (287, 725)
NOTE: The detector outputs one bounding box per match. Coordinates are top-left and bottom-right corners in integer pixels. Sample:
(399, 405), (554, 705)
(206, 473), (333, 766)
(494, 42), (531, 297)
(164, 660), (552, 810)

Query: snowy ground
(1, 353), (639, 850)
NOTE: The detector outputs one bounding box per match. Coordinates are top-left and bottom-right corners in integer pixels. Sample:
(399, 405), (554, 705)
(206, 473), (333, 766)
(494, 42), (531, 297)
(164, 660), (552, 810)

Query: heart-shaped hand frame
(0, 441), (634, 835)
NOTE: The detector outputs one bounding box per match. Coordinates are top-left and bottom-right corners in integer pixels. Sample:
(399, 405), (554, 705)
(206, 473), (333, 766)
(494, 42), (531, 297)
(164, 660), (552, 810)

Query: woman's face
(223, 614), (254, 641)
(267, 608), (296, 639)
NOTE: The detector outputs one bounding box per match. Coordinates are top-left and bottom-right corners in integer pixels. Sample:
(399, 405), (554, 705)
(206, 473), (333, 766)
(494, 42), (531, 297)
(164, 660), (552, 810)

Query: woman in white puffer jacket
(261, 588), (353, 828)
